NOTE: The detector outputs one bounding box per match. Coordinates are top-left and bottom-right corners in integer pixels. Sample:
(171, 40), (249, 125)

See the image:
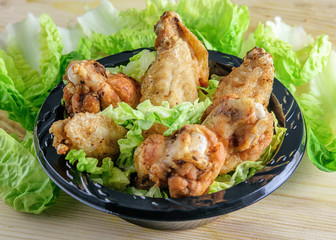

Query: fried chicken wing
(203, 47), (274, 119)
(50, 112), (127, 159)
(134, 125), (225, 198)
(202, 94), (273, 174)
(140, 11), (209, 108)
(63, 60), (141, 116)
(200, 47), (275, 174)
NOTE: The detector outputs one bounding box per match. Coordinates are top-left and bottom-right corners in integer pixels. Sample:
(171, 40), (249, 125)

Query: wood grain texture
(1, 0), (336, 239)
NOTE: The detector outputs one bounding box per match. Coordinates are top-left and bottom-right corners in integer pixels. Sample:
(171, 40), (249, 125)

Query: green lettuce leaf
(74, 0), (159, 59)
(109, 49), (156, 82)
(100, 167), (130, 191)
(6, 13), (64, 115)
(176, 0), (249, 55)
(126, 185), (168, 198)
(120, 0), (177, 31)
(208, 161), (265, 193)
(66, 149), (113, 174)
(65, 149), (130, 191)
(0, 13), (64, 213)
(0, 81), (36, 131)
(77, 0), (122, 36)
(80, 29), (155, 59)
(57, 26), (83, 54)
(6, 13), (41, 73)
(37, 14), (64, 105)
(76, 37), (93, 59)
(243, 17), (331, 92)
(0, 129), (59, 214)
(208, 114), (287, 193)
(297, 50), (336, 171)
(0, 50), (37, 130)
(0, 49), (25, 93)
(6, 14), (41, 109)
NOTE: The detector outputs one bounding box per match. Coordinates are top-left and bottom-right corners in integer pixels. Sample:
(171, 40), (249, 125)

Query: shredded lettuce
(208, 114), (287, 193)
(109, 49), (156, 82)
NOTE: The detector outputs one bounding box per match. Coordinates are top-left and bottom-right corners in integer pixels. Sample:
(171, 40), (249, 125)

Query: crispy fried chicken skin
(63, 60), (141, 116)
(201, 47), (275, 174)
(203, 47), (274, 120)
(202, 94), (273, 174)
(140, 11), (209, 108)
(49, 112), (127, 159)
(134, 125), (225, 198)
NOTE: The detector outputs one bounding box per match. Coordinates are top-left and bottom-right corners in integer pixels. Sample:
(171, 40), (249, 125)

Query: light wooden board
(0, 1), (336, 239)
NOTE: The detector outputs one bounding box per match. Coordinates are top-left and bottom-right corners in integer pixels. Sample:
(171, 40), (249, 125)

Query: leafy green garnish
(0, 130), (59, 213)
(108, 49), (156, 82)
(66, 149), (130, 191)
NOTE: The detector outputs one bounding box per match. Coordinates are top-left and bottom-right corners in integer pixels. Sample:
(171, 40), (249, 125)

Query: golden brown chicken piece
(106, 73), (141, 108)
(63, 60), (141, 116)
(202, 94), (273, 174)
(140, 11), (209, 108)
(134, 125), (225, 198)
(50, 112), (127, 159)
(203, 47), (274, 119)
(200, 47), (275, 174)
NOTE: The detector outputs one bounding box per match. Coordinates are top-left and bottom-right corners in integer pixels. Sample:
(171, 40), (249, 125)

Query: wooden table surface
(1, 0), (336, 239)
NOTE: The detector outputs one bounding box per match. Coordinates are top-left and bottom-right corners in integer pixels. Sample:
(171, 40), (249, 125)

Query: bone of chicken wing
(203, 47), (274, 119)
(202, 94), (273, 174)
(63, 60), (141, 116)
(140, 11), (209, 108)
(134, 125), (225, 198)
(50, 112), (127, 159)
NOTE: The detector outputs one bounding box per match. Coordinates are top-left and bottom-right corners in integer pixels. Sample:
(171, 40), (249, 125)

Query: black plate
(34, 49), (306, 230)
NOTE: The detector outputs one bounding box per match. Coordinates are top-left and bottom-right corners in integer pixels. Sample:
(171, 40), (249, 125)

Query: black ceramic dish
(34, 49), (306, 230)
